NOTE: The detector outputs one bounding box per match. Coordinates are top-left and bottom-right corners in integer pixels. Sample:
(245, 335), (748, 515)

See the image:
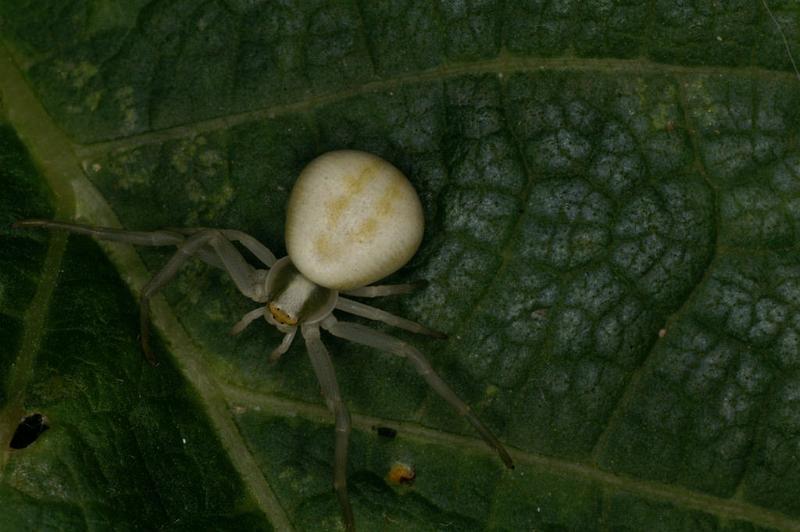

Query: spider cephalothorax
(16, 149), (514, 531)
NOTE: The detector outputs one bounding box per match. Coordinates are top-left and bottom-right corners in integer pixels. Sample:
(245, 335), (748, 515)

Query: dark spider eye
(9, 413), (49, 449)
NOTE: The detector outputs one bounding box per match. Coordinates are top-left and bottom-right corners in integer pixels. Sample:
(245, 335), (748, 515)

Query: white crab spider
(16, 150), (514, 531)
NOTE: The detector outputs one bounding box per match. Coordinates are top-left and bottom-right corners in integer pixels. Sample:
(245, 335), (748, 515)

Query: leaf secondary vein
(590, 78), (721, 463)
(221, 383), (800, 532)
(73, 54), (800, 160)
(0, 230), (66, 472)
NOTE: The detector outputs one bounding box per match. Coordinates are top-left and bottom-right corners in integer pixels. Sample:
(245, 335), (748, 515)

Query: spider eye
(264, 257), (338, 325)
(268, 302), (299, 326)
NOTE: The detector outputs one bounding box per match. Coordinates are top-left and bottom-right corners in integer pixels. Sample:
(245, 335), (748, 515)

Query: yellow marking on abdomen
(353, 217), (378, 243)
(376, 182), (402, 218)
(325, 195), (350, 226)
(314, 235), (339, 261)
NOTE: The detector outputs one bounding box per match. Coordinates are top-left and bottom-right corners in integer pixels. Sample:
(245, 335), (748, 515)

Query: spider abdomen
(285, 150), (424, 290)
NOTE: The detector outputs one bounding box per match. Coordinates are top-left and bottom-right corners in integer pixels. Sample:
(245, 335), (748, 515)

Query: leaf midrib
(0, 44), (295, 530)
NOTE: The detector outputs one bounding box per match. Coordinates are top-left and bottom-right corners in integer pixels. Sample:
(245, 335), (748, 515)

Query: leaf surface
(1, 2), (800, 530)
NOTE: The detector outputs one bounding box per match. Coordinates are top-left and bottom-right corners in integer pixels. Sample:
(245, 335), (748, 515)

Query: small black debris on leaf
(10, 413), (49, 449)
(375, 426), (397, 439)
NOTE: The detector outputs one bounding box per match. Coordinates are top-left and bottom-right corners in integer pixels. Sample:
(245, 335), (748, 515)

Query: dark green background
(1, 1), (799, 530)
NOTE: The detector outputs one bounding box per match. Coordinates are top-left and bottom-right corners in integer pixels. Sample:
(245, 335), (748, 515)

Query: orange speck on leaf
(386, 462), (415, 486)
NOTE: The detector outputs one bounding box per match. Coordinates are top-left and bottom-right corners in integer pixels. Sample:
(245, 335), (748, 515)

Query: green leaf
(1, 1), (800, 530)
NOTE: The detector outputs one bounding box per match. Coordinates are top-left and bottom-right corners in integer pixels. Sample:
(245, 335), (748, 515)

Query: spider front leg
(14, 219), (186, 246)
(137, 229), (261, 365)
(15, 221), (271, 365)
(162, 227), (277, 268)
(301, 323), (355, 531)
(268, 327), (297, 363)
(13, 220), (230, 270)
(322, 316), (514, 469)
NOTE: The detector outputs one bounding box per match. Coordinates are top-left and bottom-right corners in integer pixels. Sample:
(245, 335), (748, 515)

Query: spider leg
(139, 230), (260, 365)
(15, 221), (269, 362)
(301, 323), (355, 532)
(270, 328), (297, 363)
(219, 230), (277, 268)
(342, 280), (426, 298)
(162, 226), (277, 268)
(205, 233), (258, 298)
(232, 307), (295, 362)
(335, 297), (446, 338)
(13, 219), (225, 269)
(322, 316), (514, 469)
(14, 219), (187, 245)
(231, 307), (266, 336)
